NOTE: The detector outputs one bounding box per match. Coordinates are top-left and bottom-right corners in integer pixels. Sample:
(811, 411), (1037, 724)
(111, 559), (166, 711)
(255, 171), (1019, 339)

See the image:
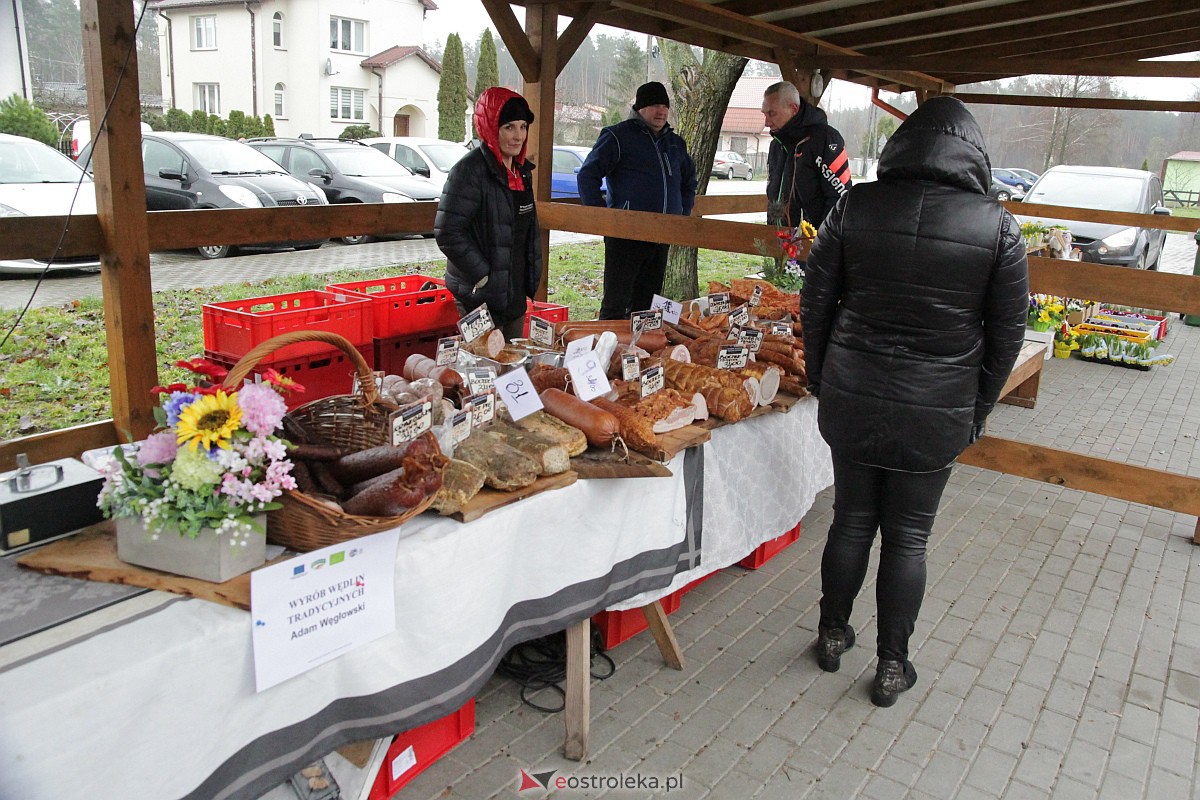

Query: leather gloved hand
(969, 419), (986, 444)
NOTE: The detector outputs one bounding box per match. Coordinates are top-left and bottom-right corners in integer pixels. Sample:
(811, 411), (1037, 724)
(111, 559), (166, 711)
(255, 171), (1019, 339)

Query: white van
(361, 137), (470, 192)
(71, 118), (152, 160)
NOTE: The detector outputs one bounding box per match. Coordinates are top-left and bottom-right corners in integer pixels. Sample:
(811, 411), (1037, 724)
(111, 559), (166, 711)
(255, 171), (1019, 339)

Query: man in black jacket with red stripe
(762, 81), (851, 230)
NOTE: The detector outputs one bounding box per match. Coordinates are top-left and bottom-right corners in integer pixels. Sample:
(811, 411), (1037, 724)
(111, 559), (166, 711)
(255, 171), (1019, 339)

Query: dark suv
(247, 138), (440, 244)
(78, 132), (328, 259)
(1019, 165), (1170, 270)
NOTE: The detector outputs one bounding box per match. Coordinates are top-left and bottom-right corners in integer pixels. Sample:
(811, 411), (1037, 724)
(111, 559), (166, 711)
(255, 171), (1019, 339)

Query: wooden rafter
(481, 0), (541, 81)
(782, 53), (1200, 78)
(955, 93), (1200, 113)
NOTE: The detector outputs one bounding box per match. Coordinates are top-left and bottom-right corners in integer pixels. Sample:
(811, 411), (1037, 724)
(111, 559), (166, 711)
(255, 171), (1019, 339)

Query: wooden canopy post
(80, 0), (158, 441)
(523, 2), (558, 302)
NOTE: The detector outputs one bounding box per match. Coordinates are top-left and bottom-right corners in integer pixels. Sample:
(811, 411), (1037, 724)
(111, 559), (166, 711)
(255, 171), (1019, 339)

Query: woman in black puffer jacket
(801, 96), (1029, 708)
(435, 87), (542, 341)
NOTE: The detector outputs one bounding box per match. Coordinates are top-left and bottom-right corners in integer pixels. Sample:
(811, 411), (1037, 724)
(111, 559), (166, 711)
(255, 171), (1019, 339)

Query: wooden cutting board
(696, 403), (779, 431)
(16, 523), (266, 611)
(451, 470), (578, 522)
(643, 423), (711, 461)
(571, 448), (673, 479)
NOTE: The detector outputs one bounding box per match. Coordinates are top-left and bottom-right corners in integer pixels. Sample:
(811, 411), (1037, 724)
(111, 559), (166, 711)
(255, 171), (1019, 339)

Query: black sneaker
(815, 625), (856, 672)
(871, 659), (917, 707)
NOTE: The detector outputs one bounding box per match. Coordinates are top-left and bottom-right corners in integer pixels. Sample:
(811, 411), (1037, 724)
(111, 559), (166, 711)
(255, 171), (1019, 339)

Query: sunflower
(175, 390), (243, 451)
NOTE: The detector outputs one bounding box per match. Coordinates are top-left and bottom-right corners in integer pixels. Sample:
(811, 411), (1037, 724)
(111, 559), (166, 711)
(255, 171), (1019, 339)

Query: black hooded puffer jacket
(434, 87), (543, 325)
(801, 96), (1030, 472)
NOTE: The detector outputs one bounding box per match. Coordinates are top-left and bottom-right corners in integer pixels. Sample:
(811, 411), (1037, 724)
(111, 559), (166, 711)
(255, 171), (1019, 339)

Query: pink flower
(138, 431), (180, 466)
(237, 382), (288, 436)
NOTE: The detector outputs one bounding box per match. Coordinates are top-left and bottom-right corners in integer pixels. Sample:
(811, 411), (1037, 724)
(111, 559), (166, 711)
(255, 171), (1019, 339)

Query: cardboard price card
(566, 352), (612, 401)
(564, 334), (595, 366)
(389, 399), (433, 446)
(621, 353), (641, 381)
(464, 366), (497, 396)
(457, 306), (495, 343)
(651, 294), (682, 324)
(631, 308), (663, 333)
(494, 366), (544, 422)
(640, 365), (664, 397)
(729, 304), (751, 329)
(707, 291), (731, 315)
(737, 326), (764, 353)
(717, 345), (749, 370)
(748, 285), (764, 308)
(769, 321), (792, 338)
(528, 316), (555, 348)
(468, 392), (496, 427)
(450, 409), (473, 444)
(435, 336), (462, 367)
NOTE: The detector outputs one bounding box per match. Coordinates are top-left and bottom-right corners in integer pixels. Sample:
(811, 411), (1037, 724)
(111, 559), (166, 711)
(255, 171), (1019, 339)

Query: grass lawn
(0, 242), (764, 440)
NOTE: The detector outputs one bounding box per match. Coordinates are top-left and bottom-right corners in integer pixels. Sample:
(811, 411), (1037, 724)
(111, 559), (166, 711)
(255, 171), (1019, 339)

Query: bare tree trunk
(658, 42), (747, 301)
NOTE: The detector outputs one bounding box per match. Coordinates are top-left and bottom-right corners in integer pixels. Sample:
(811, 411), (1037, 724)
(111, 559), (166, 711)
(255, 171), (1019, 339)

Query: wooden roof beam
(954, 93), (1200, 113)
(781, 53), (1200, 78)
(481, 0), (542, 81)
(594, 7), (778, 61)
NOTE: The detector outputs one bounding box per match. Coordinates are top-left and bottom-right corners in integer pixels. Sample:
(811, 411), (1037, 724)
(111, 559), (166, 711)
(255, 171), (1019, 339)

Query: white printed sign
(566, 352), (612, 401)
(251, 529), (400, 692)
(494, 366), (544, 421)
(651, 294), (682, 324)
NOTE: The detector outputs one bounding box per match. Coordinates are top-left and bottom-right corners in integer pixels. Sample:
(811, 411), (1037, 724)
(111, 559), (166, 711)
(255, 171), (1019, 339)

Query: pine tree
(605, 38), (645, 122)
(0, 94), (60, 144)
(475, 30), (499, 99)
(438, 33), (468, 142)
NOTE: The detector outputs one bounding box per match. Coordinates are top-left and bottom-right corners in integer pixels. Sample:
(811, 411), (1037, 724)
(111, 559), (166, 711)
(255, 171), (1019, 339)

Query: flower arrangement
(756, 219), (817, 292)
(1028, 294), (1066, 332)
(97, 359), (301, 545)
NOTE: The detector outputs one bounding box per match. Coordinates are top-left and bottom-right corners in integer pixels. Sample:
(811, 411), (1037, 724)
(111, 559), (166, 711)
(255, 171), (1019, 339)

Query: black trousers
(818, 455), (953, 662)
(598, 237), (669, 320)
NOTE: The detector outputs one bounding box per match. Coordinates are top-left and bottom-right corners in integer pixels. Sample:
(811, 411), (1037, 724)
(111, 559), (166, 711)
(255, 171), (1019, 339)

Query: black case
(0, 458), (104, 553)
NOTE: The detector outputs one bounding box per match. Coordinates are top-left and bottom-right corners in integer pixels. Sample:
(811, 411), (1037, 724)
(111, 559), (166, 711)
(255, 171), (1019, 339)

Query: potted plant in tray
(95, 359), (301, 582)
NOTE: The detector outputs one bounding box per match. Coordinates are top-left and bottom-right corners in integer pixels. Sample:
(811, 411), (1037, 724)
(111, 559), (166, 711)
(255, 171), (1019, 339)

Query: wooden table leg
(641, 600), (685, 670)
(563, 617), (590, 761)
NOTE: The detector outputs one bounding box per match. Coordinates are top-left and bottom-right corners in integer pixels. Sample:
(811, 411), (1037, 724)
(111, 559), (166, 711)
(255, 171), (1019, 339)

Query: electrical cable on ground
(495, 630), (616, 713)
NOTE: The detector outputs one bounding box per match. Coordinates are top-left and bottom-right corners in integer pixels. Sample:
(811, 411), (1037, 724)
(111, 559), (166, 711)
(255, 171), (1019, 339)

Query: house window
(272, 12), (284, 48)
(330, 87), (364, 121)
(329, 17), (366, 54)
(274, 83), (286, 118)
(730, 137), (748, 155)
(191, 15), (216, 50)
(195, 83), (220, 115)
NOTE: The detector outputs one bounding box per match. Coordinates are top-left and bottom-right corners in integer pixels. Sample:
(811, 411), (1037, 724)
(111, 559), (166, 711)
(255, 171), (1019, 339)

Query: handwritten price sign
(566, 353), (611, 401)
(717, 345), (749, 370)
(389, 399), (433, 446)
(707, 292), (731, 315)
(748, 285), (763, 308)
(494, 366), (543, 421)
(436, 336), (462, 367)
(640, 365), (664, 397)
(729, 304), (751, 329)
(467, 392), (496, 427)
(736, 327), (764, 353)
(528, 316), (555, 348)
(769, 321), (792, 338)
(457, 306), (495, 343)
(450, 409), (473, 444)
(651, 294), (682, 324)
(621, 353), (641, 381)
(631, 309), (663, 333)
(465, 367), (497, 396)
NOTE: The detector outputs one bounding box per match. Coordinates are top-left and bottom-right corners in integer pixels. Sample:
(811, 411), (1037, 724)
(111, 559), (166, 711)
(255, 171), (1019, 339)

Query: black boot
(871, 659), (917, 707)
(815, 624), (856, 672)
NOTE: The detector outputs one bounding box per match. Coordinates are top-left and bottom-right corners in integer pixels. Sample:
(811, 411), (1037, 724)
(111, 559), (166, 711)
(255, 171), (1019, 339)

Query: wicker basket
(222, 330), (444, 551)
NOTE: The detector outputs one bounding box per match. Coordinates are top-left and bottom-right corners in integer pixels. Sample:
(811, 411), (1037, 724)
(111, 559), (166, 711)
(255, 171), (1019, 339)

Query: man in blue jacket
(578, 81), (697, 320)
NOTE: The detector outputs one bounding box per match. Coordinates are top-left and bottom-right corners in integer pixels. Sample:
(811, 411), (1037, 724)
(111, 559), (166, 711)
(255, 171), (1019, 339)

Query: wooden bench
(999, 341), (1047, 408)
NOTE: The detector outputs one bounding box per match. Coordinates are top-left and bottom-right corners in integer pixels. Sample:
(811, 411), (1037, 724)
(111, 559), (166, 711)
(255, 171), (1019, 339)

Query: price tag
(467, 393), (495, 427)
(640, 365), (663, 397)
(457, 306), (495, 343)
(528, 316), (555, 348)
(717, 345), (749, 370)
(464, 367), (496, 396)
(450, 409), (473, 444)
(737, 327), (764, 353)
(748, 285), (763, 308)
(707, 292), (731, 315)
(564, 334), (595, 366)
(435, 336), (461, 367)
(769, 321), (792, 337)
(651, 294), (682, 324)
(729, 304), (751, 328)
(566, 352), (612, 401)
(621, 353), (641, 381)
(389, 398), (433, 446)
(631, 309), (663, 333)
(494, 366), (543, 422)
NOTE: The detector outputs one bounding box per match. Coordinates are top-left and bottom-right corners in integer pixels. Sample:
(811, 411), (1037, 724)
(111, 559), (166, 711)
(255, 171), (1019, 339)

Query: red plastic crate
(368, 698), (475, 799)
(593, 586), (684, 650)
(328, 275), (459, 339)
(738, 523), (802, 569)
(373, 326), (459, 377)
(202, 290), (373, 363)
(207, 346), (374, 410)
(524, 300), (570, 338)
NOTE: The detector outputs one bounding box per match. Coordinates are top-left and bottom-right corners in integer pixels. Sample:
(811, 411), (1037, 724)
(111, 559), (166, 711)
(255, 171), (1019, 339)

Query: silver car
(711, 150), (753, 180)
(0, 133), (102, 274)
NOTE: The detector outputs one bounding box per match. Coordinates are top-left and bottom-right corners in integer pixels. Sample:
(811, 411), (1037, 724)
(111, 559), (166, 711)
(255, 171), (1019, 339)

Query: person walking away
(577, 81), (697, 320)
(762, 81), (851, 230)
(435, 87), (542, 341)
(801, 96), (1029, 707)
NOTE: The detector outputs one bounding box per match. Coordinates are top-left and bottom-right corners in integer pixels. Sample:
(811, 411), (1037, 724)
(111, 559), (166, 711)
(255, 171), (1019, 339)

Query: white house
(718, 76), (775, 175)
(148, 0), (442, 138)
(1, 0), (34, 102)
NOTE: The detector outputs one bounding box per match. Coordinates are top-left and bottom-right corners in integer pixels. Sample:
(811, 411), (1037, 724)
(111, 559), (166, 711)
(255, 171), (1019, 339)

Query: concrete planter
(116, 515), (266, 583)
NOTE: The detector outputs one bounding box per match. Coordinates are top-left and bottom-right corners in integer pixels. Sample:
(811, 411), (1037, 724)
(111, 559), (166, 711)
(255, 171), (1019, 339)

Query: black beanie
(633, 81), (670, 110)
(498, 97), (535, 126)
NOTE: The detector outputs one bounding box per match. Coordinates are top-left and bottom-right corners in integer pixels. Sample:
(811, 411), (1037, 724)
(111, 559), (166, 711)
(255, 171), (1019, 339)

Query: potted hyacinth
(96, 358), (300, 582)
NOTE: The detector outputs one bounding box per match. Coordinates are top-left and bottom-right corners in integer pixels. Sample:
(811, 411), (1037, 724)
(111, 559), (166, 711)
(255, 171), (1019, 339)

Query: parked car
(989, 179), (1025, 203)
(991, 167), (1034, 192)
(248, 137), (440, 244)
(70, 117), (151, 161)
(1006, 167), (1040, 185)
(0, 133), (102, 274)
(711, 150), (753, 180)
(1019, 165), (1170, 270)
(551, 146), (606, 199)
(361, 136), (470, 192)
(78, 132), (329, 259)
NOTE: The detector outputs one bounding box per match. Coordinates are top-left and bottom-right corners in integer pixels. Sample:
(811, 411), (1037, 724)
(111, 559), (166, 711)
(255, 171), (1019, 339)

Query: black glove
(969, 419), (986, 444)
(807, 383), (820, 399)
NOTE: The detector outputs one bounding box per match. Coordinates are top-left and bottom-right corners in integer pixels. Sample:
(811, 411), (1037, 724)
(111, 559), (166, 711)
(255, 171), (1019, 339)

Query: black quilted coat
(801, 96), (1030, 472)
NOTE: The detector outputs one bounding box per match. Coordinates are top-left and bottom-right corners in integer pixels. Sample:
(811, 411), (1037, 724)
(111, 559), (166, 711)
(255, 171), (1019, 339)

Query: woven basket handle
(221, 330), (380, 405)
